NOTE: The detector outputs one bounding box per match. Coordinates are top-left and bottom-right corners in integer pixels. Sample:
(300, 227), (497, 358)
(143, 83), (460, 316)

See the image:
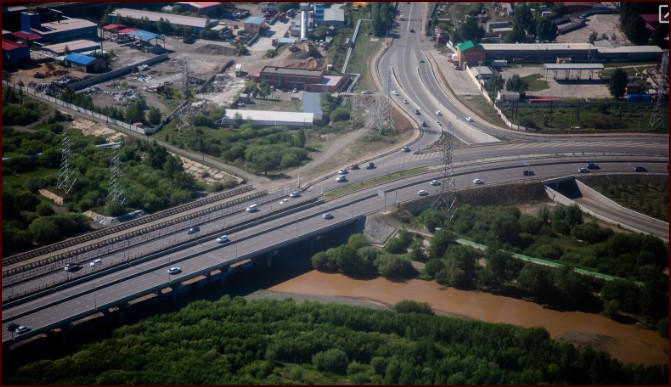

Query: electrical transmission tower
(432, 123), (456, 221)
(349, 93), (363, 126)
(106, 144), (125, 205)
(57, 130), (77, 194)
(371, 66), (394, 134)
(177, 59), (194, 135)
(648, 50), (668, 132)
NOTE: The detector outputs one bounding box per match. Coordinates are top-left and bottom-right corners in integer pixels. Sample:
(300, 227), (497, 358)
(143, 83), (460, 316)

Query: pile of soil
(194, 44), (238, 56)
(284, 57), (324, 70)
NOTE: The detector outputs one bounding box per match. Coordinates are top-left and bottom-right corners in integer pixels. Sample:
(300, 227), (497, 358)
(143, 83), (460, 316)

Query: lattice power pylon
(106, 145), (125, 205)
(648, 50), (668, 132)
(349, 93), (363, 126)
(371, 66), (394, 134)
(432, 122), (457, 221)
(56, 130), (77, 194)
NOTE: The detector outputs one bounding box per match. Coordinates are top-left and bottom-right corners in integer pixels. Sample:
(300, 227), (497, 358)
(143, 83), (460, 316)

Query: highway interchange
(2, 2), (668, 345)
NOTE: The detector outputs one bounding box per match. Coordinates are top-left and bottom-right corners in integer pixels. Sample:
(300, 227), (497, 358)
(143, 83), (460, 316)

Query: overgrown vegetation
(2, 96), (205, 256)
(7, 296), (668, 384)
(590, 182), (669, 222)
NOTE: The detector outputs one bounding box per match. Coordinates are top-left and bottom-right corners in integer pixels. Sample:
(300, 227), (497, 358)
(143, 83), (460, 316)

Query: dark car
(64, 263), (81, 272)
(587, 162), (599, 170)
(187, 226), (200, 234)
(15, 325), (31, 334)
(366, 162), (375, 169)
(410, 28), (415, 33)
(523, 170), (535, 176)
(634, 166), (647, 172)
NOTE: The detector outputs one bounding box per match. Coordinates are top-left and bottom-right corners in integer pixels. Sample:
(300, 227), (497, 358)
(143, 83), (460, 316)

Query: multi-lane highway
(3, 2), (668, 345)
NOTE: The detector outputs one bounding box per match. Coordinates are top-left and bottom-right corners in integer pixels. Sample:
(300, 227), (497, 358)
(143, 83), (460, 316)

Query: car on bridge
(349, 164), (359, 170)
(587, 162), (599, 169)
(472, 178), (484, 185)
(279, 198), (289, 204)
(15, 325), (31, 334)
(335, 175), (347, 182)
(64, 263), (81, 272)
(338, 168), (349, 175)
(246, 204), (258, 212)
(90, 259), (102, 267)
(289, 191), (301, 198)
(391, 90), (399, 95)
(167, 267), (181, 275)
(578, 167), (589, 173)
(187, 226), (200, 234)
(322, 213), (334, 219)
(410, 28), (415, 33)
(403, 99), (409, 104)
(414, 109), (420, 115)
(465, 116), (473, 122)
(431, 179), (441, 186)
(435, 110), (442, 116)
(216, 235), (230, 244)
(634, 166), (647, 172)
(418, 189), (429, 196)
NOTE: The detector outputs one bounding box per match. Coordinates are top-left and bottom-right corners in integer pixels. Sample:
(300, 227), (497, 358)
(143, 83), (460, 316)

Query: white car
(403, 99), (409, 104)
(401, 146), (410, 152)
(338, 168), (349, 175)
(289, 191), (301, 198)
(90, 259), (102, 267)
(167, 267), (181, 275)
(246, 204), (258, 212)
(335, 175), (347, 182)
(472, 178), (484, 185)
(435, 110), (442, 116)
(391, 90), (399, 96)
(418, 189), (429, 196)
(216, 235), (230, 243)
(465, 116), (473, 122)
(361, 90), (373, 94)
(430, 179), (441, 186)
(279, 198), (290, 204)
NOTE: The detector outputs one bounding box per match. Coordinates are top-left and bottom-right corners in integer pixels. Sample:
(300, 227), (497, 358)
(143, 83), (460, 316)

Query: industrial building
(42, 39), (99, 55)
(320, 8), (345, 28)
(243, 16), (266, 34)
(21, 12), (97, 43)
(480, 43), (663, 63)
(302, 92), (324, 121)
(457, 40), (486, 67)
(109, 8), (217, 33)
(176, 2), (220, 16)
(63, 52), (106, 73)
(258, 66), (323, 90)
(2, 38), (30, 69)
(221, 109), (314, 127)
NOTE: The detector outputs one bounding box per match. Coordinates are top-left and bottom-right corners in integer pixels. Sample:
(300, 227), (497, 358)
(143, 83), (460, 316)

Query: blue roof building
(64, 52), (106, 73)
(302, 92), (323, 121)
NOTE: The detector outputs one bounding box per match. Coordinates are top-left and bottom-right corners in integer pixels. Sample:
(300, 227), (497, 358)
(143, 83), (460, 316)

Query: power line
(432, 122), (456, 221)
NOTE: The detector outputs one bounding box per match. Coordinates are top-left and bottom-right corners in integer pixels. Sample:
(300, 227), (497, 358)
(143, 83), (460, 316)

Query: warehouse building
(2, 38), (30, 69)
(259, 66), (323, 90)
(221, 109), (314, 127)
(480, 43), (663, 63)
(63, 52), (106, 73)
(22, 12), (98, 43)
(42, 39), (99, 55)
(457, 40), (486, 68)
(244, 16), (266, 34)
(176, 2), (220, 16)
(320, 8), (345, 28)
(109, 8), (217, 33)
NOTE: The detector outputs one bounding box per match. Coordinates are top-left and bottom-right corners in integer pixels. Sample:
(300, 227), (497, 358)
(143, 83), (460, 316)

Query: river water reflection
(270, 271), (668, 366)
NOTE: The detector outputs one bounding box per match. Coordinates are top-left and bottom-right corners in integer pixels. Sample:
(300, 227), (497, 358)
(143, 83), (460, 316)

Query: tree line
(7, 296), (668, 384)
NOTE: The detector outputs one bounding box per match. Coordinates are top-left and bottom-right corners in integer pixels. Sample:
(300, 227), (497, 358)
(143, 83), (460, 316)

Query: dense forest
(2, 92), (209, 256)
(312, 204), (669, 335)
(7, 296), (668, 384)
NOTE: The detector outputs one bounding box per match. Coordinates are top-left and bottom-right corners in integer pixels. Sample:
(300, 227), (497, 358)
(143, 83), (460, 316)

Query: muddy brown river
(270, 271), (668, 366)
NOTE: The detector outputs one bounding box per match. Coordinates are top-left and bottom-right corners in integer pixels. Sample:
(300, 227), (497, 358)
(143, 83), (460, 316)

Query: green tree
(147, 107), (161, 125)
(457, 17), (485, 43)
(428, 229), (454, 259)
(537, 17), (557, 42)
(588, 31), (599, 44)
(313, 349), (349, 374)
(125, 99), (146, 124)
(505, 74), (529, 94)
(608, 68), (628, 99)
(504, 23), (527, 43)
(28, 217), (60, 245)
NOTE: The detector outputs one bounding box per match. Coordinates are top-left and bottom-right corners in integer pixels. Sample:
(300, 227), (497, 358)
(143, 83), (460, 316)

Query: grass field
(522, 73), (550, 92)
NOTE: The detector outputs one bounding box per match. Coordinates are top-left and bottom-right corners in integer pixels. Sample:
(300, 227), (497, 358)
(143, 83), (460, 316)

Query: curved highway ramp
(544, 175), (668, 242)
